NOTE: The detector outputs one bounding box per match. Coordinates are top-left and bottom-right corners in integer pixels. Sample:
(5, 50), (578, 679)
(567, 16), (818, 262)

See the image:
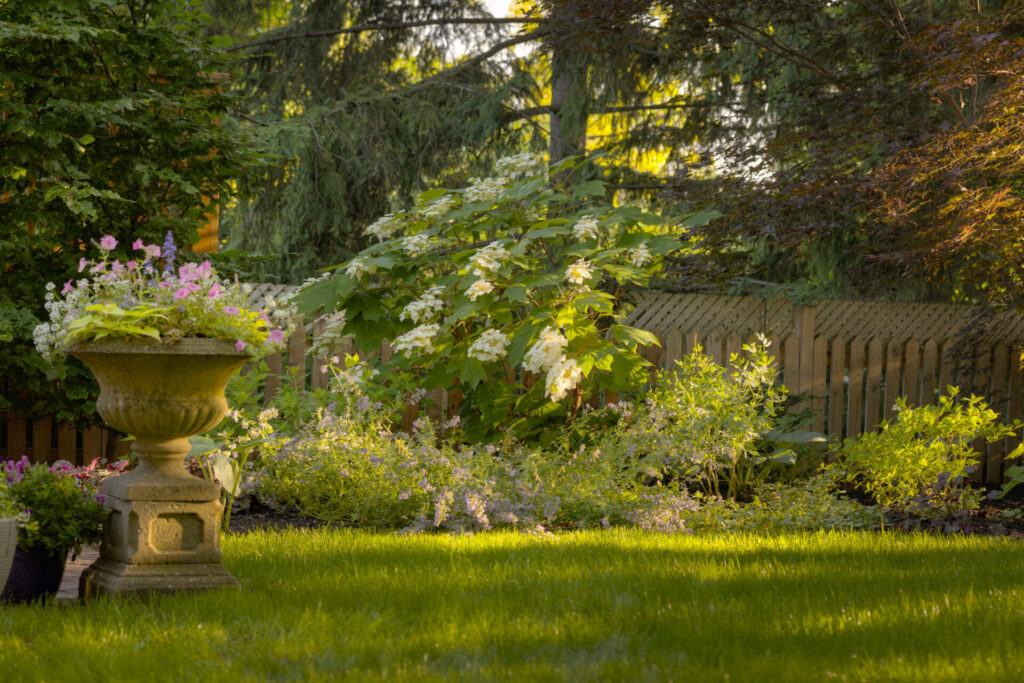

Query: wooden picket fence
(624, 293), (1024, 486)
(5, 290), (1024, 484)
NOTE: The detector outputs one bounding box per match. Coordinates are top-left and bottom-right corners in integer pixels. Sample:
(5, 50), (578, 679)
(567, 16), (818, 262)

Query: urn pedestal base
(78, 483), (240, 599)
(80, 557), (239, 599)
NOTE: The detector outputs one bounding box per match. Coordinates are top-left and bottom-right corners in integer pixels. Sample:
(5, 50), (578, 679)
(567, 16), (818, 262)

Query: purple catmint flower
(162, 231), (177, 273)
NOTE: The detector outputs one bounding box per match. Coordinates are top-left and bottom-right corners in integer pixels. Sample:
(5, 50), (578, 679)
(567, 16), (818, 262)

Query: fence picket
(921, 339), (938, 405)
(811, 335), (827, 434)
(828, 336), (846, 448)
(57, 422), (77, 464)
(847, 338), (866, 438)
(884, 339), (902, 423)
(33, 418), (52, 463)
(865, 338), (884, 432)
(988, 344), (1010, 486)
(1008, 344), (1024, 458)
(7, 417), (26, 461)
(903, 339), (920, 406)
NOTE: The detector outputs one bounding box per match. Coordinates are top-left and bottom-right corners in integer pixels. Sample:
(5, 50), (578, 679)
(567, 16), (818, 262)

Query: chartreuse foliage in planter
(3, 529), (1024, 681)
(294, 155), (720, 443)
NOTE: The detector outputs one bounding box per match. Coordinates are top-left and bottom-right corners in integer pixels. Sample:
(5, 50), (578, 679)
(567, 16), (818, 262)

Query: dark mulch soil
(227, 499), (341, 534)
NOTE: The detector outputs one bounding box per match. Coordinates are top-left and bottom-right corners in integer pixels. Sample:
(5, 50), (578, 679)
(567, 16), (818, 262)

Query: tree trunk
(547, 7), (589, 176)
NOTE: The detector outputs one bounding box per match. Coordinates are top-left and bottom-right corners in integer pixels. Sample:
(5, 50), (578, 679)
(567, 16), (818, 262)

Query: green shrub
(682, 474), (881, 532)
(829, 391), (1023, 518)
(591, 339), (794, 499)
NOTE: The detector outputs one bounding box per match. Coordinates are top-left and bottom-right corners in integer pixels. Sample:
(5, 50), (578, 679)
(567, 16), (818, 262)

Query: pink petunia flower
(178, 263), (199, 282)
(196, 260), (213, 279)
(78, 257), (89, 273)
(143, 244), (161, 259)
(126, 260), (137, 270)
(61, 280), (74, 295)
(235, 340), (247, 352)
(173, 287), (193, 299)
(222, 306), (239, 315)
(132, 238), (144, 251)
(99, 235), (118, 250)
(207, 283), (221, 298)
(267, 329), (285, 344)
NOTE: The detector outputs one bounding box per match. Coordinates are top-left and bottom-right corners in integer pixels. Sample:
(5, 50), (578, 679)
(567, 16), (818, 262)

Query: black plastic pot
(1, 545), (69, 603)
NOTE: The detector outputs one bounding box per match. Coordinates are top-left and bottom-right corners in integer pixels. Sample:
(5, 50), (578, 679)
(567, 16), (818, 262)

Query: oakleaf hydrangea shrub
(592, 339), (790, 499)
(828, 391), (1024, 518)
(293, 155), (719, 443)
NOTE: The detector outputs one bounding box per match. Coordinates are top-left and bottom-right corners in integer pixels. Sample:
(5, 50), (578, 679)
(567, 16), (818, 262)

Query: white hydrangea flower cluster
(565, 258), (593, 285)
(464, 177), (507, 204)
(522, 327), (583, 401)
(545, 357), (583, 401)
(629, 242), (652, 267)
(494, 153), (545, 180)
(364, 214), (401, 241)
(571, 215), (600, 241)
(468, 328), (510, 362)
(401, 233), (432, 257)
(400, 286), (446, 324)
(309, 310), (347, 359)
(343, 256), (375, 280)
(421, 195), (455, 221)
(469, 242), (510, 278)
(465, 279), (494, 301)
(394, 323), (441, 356)
(522, 326), (568, 374)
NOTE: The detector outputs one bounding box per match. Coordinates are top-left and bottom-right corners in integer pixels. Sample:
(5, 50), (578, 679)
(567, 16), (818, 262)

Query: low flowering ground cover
(3, 529), (1024, 681)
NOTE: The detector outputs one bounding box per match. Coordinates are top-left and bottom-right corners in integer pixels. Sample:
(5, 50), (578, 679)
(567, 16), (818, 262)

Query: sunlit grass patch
(2, 529), (1024, 681)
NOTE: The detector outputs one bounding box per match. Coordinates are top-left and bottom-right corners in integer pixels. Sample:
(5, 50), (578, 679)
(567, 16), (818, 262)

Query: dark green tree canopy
(0, 0), (263, 420)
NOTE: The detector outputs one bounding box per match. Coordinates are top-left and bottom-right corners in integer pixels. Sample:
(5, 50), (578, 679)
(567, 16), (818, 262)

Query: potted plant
(33, 233), (293, 598)
(1, 457), (109, 603)
(0, 473), (22, 595)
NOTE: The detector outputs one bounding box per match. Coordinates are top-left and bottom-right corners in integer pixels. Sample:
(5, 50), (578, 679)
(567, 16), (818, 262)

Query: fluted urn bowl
(69, 338), (248, 501)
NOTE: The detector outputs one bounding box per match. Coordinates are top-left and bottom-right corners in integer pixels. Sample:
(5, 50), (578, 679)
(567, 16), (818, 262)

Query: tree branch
(323, 29), (548, 118)
(503, 101), (702, 124)
(227, 17), (545, 52)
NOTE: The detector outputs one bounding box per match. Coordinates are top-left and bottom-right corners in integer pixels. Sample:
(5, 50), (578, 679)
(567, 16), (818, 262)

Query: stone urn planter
(0, 518), (17, 595)
(68, 338), (249, 599)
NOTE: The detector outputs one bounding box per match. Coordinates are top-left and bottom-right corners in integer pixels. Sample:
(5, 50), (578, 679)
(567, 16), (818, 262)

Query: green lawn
(2, 529), (1023, 681)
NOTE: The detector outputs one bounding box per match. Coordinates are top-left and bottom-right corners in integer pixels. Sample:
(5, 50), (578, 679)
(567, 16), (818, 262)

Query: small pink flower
(207, 283), (221, 298)
(235, 340), (247, 352)
(267, 329), (285, 344)
(78, 257), (89, 273)
(144, 244), (161, 259)
(110, 260), (124, 275)
(126, 260), (138, 270)
(61, 280), (74, 295)
(99, 235), (118, 251)
(132, 238), (144, 251)
(196, 261), (213, 279)
(178, 263), (199, 282)
(222, 306), (239, 315)
(173, 287), (192, 299)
